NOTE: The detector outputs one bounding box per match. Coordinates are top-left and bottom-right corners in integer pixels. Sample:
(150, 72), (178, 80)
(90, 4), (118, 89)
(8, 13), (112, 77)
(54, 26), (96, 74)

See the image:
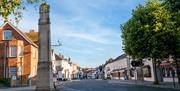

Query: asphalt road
(58, 80), (179, 91)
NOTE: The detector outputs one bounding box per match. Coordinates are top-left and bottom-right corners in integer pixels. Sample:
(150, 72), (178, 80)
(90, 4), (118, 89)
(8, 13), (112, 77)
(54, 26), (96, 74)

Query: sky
(0, 0), (146, 68)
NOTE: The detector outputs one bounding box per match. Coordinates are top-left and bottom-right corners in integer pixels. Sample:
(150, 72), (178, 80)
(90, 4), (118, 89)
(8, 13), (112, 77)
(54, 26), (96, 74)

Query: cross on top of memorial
(39, 3), (50, 25)
(40, 3), (50, 13)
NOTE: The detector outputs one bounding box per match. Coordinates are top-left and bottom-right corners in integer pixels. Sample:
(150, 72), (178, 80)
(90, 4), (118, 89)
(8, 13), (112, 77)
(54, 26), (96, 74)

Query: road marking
(59, 85), (83, 91)
(108, 80), (134, 85)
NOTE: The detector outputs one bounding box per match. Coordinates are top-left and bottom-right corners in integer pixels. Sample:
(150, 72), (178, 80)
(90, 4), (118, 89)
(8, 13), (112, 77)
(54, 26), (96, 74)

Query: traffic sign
(12, 75), (16, 80)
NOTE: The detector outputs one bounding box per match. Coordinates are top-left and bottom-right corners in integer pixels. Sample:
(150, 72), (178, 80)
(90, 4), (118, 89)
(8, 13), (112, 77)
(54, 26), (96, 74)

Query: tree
(121, 0), (175, 84)
(0, 0), (45, 23)
(163, 0), (180, 86)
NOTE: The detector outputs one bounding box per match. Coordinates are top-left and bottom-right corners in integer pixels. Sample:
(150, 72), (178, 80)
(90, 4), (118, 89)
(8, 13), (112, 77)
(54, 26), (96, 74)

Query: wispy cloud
(95, 48), (105, 51)
(63, 33), (106, 44)
(62, 47), (93, 54)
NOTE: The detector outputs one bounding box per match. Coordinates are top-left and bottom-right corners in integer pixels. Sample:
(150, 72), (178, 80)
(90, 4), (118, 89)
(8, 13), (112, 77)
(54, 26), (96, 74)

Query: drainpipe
(4, 42), (7, 78)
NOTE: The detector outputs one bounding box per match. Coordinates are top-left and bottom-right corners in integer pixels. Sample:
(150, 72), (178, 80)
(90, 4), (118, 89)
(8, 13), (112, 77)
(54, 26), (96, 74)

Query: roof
(113, 54), (127, 62)
(55, 54), (62, 60)
(25, 31), (38, 45)
(0, 21), (38, 48)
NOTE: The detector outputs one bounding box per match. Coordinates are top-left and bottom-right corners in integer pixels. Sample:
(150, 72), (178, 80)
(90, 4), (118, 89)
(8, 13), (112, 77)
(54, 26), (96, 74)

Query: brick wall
(0, 22), (38, 85)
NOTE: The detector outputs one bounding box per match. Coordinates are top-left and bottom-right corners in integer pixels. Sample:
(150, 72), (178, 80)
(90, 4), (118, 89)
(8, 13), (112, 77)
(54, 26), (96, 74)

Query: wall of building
(0, 22), (38, 86)
(105, 57), (128, 80)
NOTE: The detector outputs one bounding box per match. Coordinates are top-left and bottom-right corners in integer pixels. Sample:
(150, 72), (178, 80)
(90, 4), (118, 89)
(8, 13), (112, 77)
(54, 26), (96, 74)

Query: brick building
(0, 22), (38, 86)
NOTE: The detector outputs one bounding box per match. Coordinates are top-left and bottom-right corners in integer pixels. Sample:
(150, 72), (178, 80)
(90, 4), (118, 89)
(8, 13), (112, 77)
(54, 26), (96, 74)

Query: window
(32, 47), (36, 58)
(18, 66), (23, 75)
(18, 46), (23, 57)
(143, 66), (151, 77)
(10, 67), (16, 75)
(10, 46), (17, 57)
(32, 66), (37, 76)
(130, 69), (134, 77)
(3, 30), (12, 40)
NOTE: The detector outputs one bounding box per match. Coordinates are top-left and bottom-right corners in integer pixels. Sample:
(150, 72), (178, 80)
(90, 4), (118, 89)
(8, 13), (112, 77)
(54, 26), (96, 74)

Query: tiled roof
(55, 54), (62, 60)
(25, 32), (38, 45)
(113, 54), (127, 62)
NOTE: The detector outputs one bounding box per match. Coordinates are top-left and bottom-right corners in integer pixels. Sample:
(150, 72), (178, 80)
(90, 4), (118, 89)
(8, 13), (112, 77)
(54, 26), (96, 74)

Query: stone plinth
(36, 61), (54, 91)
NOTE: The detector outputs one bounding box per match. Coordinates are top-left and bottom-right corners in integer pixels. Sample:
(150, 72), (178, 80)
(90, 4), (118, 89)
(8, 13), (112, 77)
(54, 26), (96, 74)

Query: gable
(0, 22), (38, 47)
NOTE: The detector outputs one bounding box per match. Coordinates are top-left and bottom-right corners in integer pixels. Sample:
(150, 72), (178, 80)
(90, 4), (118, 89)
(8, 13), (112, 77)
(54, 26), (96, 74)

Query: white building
(52, 52), (80, 81)
(130, 58), (155, 81)
(104, 54), (179, 82)
(104, 54), (129, 80)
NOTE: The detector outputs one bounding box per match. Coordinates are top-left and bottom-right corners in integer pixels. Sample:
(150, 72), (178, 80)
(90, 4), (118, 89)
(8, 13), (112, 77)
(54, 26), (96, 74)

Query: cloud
(96, 48), (104, 51)
(62, 47), (93, 54)
(63, 33), (106, 44)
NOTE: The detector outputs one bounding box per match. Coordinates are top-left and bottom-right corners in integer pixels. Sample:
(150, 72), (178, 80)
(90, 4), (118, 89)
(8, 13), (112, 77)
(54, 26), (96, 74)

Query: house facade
(0, 22), (38, 86)
(104, 53), (179, 82)
(52, 53), (81, 81)
(104, 54), (129, 80)
(71, 63), (79, 79)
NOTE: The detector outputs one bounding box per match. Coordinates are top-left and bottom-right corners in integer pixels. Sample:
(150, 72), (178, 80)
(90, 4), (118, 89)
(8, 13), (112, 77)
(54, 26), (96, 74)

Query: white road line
(108, 80), (134, 85)
(60, 85), (83, 91)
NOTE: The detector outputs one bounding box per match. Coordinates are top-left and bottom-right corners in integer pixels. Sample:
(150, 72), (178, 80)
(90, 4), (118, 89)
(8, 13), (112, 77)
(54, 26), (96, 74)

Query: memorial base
(36, 61), (57, 91)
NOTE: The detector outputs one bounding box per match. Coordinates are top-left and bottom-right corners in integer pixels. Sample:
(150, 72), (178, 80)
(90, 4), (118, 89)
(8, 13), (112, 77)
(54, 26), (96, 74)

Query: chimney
(68, 57), (71, 61)
(29, 29), (35, 32)
(61, 55), (64, 59)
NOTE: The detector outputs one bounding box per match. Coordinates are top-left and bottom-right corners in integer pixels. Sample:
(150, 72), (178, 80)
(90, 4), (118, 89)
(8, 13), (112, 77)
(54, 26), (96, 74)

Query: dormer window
(3, 30), (12, 40)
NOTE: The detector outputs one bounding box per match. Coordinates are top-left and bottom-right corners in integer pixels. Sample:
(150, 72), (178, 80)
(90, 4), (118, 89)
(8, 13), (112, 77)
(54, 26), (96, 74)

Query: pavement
(108, 80), (180, 89)
(0, 86), (36, 91)
(0, 80), (180, 91)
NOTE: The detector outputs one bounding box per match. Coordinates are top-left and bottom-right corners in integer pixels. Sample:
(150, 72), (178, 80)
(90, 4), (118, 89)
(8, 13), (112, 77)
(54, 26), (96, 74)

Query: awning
(160, 62), (171, 67)
(112, 68), (126, 72)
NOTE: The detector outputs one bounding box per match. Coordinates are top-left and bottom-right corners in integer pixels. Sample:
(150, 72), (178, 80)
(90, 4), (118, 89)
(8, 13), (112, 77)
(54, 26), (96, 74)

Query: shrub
(0, 78), (11, 87)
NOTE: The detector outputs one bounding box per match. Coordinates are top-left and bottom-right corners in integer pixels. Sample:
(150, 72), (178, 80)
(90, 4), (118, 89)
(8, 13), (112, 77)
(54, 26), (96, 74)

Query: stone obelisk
(36, 3), (54, 91)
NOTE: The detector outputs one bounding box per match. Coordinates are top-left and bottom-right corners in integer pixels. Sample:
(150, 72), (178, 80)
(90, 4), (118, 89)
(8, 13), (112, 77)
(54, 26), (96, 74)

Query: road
(58, 80), (179, 91)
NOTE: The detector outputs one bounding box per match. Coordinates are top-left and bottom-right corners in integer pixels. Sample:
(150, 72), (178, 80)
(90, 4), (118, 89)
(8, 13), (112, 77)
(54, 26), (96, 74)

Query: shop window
(130, 70), (134, 77)
(162, 67), (175, 77)
(143, 66), (151, 77)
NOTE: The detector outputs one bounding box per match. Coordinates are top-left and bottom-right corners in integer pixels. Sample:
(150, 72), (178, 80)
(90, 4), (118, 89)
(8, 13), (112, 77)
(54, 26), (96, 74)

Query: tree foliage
(122, 0), (174, 60)
(0, 0), (45, 23)
(121, 0), (179, 84)
(163, 0), (180, 58)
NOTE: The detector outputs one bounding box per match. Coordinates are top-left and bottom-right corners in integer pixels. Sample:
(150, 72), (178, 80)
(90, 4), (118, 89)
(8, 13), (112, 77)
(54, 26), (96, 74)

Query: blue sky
(0, 0), (146, 68)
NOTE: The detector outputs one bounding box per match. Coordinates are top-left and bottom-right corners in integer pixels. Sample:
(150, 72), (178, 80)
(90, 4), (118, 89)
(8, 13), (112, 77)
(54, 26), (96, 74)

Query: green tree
(0, 0), (45, 23)
(121, 0), (174, 84)
(163, 0), (180, 85)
